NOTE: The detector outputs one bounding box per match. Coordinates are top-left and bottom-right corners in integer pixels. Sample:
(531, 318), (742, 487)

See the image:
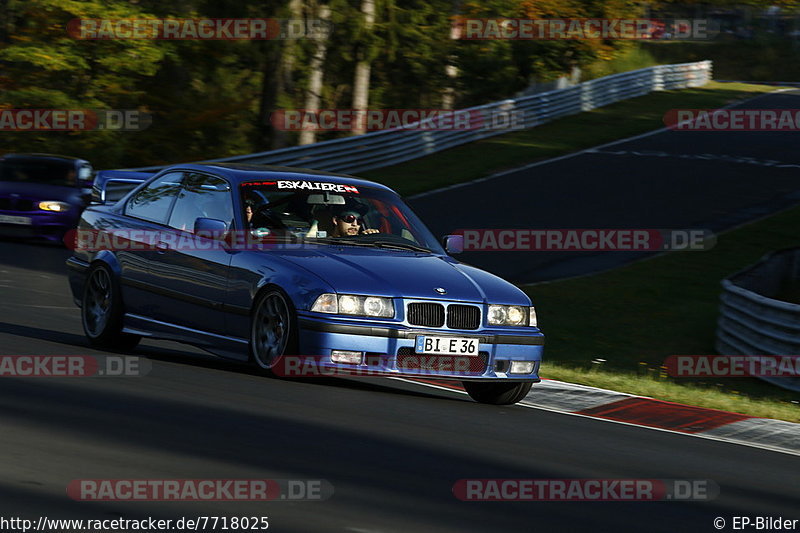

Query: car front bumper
(0, 210), (77, 242)
(294, 314), (544, 381)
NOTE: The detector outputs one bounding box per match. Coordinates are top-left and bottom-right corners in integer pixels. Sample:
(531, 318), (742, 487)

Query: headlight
(311, 293), (394, 318)
(488, 305), (535, 326)
(364, 296), (392, 317)
(339, 294), (361, 314)
(38, 201), (70, 212)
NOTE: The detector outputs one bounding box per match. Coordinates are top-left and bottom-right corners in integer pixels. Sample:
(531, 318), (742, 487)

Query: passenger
(245, 203), (254, 225)
(243, 193), (261, 228)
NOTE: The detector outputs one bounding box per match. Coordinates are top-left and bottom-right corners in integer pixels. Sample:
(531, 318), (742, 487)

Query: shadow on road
(0, 321), (88, 348)
(0, 238), (72, 274)
(0, 317), (457, 403)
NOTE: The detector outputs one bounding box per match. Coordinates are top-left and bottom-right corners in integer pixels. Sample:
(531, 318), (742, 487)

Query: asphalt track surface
(411, 89), (800, 283)
(1, 91), (800, 532)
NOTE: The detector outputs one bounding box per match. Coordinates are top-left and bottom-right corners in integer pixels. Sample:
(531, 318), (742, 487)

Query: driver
(331, 207), (379, 237)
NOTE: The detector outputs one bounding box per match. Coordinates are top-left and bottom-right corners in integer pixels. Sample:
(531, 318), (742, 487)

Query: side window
(168, 173), (233, 233)
(125, 172), (185, 224)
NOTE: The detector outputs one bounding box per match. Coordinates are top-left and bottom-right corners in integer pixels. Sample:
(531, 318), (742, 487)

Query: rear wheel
(81, 264), (140, 351)
(250, 288), (298, 374)
(463, 381), (533, 405)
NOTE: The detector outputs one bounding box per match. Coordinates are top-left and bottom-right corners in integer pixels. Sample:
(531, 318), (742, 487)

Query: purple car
(0, 153), (94, 243)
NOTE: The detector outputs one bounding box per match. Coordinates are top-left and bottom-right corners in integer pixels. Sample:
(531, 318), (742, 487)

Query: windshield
(0, 159), (80, 187)
(241, 179), (444, 253)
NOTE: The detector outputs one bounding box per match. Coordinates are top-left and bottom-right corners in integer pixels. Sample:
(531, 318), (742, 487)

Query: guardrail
(129, 60), (712, 174)
(716, 247), (800, 392)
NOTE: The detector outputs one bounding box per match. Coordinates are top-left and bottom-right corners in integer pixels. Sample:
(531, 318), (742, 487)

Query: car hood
(273, 247), (530, 304)
(0, 181), (80, 202)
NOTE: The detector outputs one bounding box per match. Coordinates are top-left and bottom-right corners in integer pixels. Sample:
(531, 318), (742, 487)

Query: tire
(81, 264), (140, 351)
(463, 381), (533, 405)
(250, 288), (298, 374)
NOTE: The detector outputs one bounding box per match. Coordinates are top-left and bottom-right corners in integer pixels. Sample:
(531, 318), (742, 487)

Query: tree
(0, 0), (167, 166)
(351, 0), (376, 135)
(299, 2), (332, 145)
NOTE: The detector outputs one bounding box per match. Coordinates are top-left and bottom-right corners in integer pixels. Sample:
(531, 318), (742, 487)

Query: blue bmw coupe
(67, 163), (544, 404)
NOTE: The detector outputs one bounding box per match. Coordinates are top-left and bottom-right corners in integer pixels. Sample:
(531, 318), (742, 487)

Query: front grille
(446, 304), (481, 330)
(16, 199), (35, 211)
(396, 347), (488, 375)
(0, 197), (35, 212)
(407, 302), (445, 328)
(407, 302), (482, 330)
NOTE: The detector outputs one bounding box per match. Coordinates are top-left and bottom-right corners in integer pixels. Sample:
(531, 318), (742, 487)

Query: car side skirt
(124, 313), (249, 361)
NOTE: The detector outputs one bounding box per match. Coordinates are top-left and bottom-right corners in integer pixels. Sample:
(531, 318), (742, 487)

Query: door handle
(155, 241), (170, 253)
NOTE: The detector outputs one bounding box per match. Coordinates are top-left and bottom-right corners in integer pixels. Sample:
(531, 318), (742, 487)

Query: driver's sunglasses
(337, 214), (362, 224)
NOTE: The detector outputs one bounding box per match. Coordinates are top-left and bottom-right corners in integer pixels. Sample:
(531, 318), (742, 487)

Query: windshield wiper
(308, 237), (371, 247)
(368, 240), (432, 253)
(309, 237), (431, 253)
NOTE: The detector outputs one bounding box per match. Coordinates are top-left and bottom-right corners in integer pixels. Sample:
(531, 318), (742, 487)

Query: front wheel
(81, 264), (140, 351)
(250, 288), (298, 374)
(463, 381), (533, 405)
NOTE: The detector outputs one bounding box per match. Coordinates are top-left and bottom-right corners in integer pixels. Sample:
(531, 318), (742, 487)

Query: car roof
(0, 153), (88, 163)
(165, 162), (397, 194)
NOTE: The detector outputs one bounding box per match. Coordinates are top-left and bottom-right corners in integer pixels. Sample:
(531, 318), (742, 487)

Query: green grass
(589, 39), (800, 83)
(362, 82), (780, 197)
(581, 46), (660, 80)
(642, 39), (800, 82)
(524, 204), (800, 422)
(543, 364), (800, 423)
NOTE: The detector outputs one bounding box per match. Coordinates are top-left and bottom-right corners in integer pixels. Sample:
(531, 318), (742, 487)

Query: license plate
(415, 336), (479, 356)
(0, 215), (32, 225)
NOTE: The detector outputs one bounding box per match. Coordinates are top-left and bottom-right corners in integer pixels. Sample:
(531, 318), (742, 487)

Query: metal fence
(716, 247), (800, 392)
(129, 60), (712, 174)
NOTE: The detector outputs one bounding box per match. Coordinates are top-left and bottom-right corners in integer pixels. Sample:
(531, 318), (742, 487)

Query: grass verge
(362, 81), (783, 197)
(543, 365), (800, 423)
(642, 39), (800, 82)
(524, 202), (800, 423)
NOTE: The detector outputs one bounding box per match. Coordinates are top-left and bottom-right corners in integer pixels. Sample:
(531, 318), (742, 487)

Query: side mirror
(442, 234), (464, 254)
(194, 217), (228, 239)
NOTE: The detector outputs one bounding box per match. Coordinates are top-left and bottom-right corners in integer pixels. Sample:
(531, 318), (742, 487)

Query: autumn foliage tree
(2, 0), (790, 168)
